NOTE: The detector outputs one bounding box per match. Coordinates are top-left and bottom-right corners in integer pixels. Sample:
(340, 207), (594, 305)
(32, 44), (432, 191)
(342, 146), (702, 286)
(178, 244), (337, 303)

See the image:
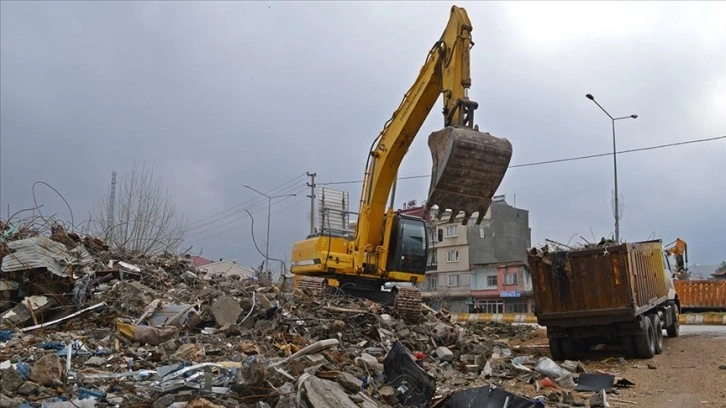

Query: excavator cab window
(386, 215), (429, 274)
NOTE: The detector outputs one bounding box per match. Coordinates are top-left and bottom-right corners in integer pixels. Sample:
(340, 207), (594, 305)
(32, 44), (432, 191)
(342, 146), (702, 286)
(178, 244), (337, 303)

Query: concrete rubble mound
(1, 220), (636, 407)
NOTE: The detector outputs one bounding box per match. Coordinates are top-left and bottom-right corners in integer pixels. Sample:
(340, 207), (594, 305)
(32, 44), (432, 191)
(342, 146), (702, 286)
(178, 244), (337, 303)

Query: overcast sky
(1, 1), (724, 269)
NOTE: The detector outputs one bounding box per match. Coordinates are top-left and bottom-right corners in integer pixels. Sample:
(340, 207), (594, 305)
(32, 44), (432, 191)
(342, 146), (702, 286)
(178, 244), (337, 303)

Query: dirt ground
(509, 327), (726, 407)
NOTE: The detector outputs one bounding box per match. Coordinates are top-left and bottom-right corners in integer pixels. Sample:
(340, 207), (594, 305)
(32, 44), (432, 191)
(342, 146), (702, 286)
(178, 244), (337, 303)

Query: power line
(317, 135), (726, 186)
(189, 193), (308, 243)
(186, 172), (307, 229)
(185, 185), (309, 239)
(187, 173), (306, 230)
(510, 135), (726, 169)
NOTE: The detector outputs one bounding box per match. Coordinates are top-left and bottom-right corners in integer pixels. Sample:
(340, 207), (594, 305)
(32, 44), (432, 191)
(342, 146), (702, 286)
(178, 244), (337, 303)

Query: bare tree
(431, 283), (451, 311)
(92, 162), (186, 256)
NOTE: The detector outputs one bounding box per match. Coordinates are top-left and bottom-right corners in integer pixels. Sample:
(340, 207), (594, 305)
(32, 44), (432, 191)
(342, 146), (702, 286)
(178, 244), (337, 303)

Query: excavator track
(297, 276), (327, 297)
(394, 286), (422, 322)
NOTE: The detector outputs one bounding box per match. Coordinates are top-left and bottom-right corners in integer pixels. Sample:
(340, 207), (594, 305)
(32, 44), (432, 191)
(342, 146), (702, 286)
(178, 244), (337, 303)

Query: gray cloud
(1, 1), (724, 267)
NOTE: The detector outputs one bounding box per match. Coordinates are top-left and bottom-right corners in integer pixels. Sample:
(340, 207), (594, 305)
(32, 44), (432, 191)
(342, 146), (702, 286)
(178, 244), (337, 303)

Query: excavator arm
(353, 5), (512, 273)
(290, 5), (513, 306)
(665, 238), (688, 274)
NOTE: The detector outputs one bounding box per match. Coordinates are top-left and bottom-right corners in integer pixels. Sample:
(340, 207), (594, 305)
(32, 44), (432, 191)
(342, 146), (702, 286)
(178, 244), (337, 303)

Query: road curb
(450, 313), (726, 325)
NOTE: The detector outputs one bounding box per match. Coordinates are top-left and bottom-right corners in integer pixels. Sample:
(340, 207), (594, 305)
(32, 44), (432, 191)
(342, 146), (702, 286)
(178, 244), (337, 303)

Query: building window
(486, 274), (497, 287)
(479, 226), (489, 238)
(446, 250), (459, 262)
(430, 251), (437, 265)
(505, 272), (518, 285)
(476, 299), (504, 314)
(504, 300), (528, 313)
(446, 225), (458, 237)
(447, 274), (460, 287)
(425, 275), (438, 290)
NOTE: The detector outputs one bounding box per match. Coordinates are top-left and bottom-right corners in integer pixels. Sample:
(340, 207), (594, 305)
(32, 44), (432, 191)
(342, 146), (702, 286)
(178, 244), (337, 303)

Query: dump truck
(527, 239), (680, 360)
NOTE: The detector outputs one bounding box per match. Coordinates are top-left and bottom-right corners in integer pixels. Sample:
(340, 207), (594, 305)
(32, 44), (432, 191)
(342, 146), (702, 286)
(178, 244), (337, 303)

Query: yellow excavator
(665, 238), (689, 279)
(289, 5), (513, 320)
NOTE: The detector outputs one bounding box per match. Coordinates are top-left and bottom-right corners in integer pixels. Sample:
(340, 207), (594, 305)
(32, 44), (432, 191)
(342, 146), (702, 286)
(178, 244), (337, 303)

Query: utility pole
(306, 172), (316, 235)
(585, 94), (637, 243)
(107, 171), (117, 240)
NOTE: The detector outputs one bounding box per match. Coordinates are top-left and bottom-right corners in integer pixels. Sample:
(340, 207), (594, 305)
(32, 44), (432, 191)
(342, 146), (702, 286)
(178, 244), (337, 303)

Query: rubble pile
(1, 221), (634, 407)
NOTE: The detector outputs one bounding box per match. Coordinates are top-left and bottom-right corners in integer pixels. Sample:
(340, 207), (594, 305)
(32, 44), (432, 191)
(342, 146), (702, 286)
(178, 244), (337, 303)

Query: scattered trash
(539, 376), (559, 389)
(589, 389), (611, 408)
(436, 384), (543, 408)
(2, 218), (667, 407)
(0, 329), (13, 340)
(383, 340), (436, 407)
(576, 372), (616, 392)
(534, 357), (571, 379)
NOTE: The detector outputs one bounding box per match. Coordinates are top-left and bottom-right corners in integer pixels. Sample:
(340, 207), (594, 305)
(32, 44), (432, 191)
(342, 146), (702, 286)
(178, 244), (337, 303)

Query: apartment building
(401, 196), (532, 312)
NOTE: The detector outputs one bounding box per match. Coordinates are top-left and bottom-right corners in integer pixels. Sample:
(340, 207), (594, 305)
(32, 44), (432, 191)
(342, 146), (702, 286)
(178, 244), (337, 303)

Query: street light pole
(243, 184), (296, 279)
(585, 93), (638, 243)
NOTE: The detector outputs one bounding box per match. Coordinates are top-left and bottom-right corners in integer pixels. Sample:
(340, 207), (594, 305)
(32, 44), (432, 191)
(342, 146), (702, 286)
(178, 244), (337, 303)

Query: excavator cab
(385, 214), (429, 274)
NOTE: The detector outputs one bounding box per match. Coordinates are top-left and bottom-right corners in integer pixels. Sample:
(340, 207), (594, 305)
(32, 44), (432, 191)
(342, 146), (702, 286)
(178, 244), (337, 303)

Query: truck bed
(674, 280), (726, 310)
(528, 240), (670, 327)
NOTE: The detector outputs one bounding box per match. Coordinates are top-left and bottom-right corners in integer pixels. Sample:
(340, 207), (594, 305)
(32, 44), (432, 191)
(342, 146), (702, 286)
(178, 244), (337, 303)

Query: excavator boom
(355, 5), (512, 265)
(290, 6), (513, 320)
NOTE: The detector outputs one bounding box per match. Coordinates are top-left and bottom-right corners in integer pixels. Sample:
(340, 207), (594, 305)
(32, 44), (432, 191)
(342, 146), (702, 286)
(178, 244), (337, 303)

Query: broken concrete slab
(0, 366), (24, 393)
(173, 343), (206, 361)
(303, 376), (359, 408)
(337, 371), (362, 393)
(29, 353), (64, 386)
(212, 296), (242, 327)
(355, 352), (383, 374)
(435, 346), (454, 362)
(84, 356), (106, 367)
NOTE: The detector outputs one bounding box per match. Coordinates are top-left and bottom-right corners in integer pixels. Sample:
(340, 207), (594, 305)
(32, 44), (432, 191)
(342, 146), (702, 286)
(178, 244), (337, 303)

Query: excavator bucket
(425, 127), (513, 225)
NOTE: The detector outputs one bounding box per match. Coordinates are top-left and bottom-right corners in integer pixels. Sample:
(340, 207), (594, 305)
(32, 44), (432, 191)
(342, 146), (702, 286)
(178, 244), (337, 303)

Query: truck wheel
(560, 338), (581, 360)
(634, 316), (656, 358)
(649, 314), (664, 354)
(619, 335), (636, 358)
(666, 306), (680, 338)
(548, 338), (564, 361)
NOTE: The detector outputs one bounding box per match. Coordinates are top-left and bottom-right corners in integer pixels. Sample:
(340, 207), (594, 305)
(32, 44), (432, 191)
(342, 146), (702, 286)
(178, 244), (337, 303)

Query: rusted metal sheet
(1, 236), (93, 277)
(528, 240), (669, 326)
(674, 280), (726, 309)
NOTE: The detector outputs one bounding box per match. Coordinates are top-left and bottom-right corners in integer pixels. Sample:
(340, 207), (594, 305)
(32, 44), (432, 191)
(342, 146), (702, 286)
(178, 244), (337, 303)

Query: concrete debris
(337, 371), (363, 392)
(589, 389), (611, 407)
(303, 375), (359, 408)
(29, 353), (64, 386)
(0, 220), (649, 407)
(435, 346), (454, 361)
(0, 365), (24, 393)
(212, 296), (242, 327)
